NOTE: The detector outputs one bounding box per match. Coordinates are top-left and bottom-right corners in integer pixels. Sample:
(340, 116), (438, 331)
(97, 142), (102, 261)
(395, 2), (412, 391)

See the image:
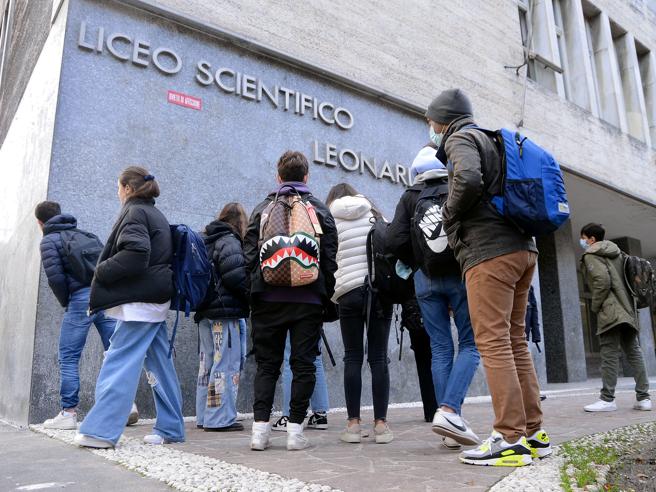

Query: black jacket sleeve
(215, 235), (249, 301)
(40, 234), (70, 307)
(312, 197), (338, 303)
(387, 192), (415, 268)
(95, 208), (151, 285)
(244, 200), (266, 276)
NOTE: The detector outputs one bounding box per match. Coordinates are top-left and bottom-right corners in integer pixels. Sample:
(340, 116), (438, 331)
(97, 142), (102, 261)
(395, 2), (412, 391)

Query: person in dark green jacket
(580, 223), (651, 412)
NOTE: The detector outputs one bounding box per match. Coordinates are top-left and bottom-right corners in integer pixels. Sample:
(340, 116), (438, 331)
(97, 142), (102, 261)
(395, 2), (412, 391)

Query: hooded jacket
(194, 220), (249, 321)
(244, 182), (338, 311)
(329, 195), (374, 303)
(39, 214), (87, 307)
(387, 169), (461, 278)
(89, 198), (173, 313)
(581, 240), (637, 334)
(438, 116), (537, 275)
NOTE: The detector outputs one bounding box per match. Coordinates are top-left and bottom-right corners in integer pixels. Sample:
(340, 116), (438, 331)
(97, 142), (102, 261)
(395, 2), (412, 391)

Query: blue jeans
(414, 270), (480, 415)
(239, 319), (248, 371)
(59, 287), (115, 409)
(79, 320), (185, 445)
(282, 333), (329, 415)
(196, 318), (243, 428)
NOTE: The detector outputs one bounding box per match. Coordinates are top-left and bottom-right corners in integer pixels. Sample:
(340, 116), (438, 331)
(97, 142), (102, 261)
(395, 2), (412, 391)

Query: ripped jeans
(196, 318), (243, 428)
(79, 320), (185, 445)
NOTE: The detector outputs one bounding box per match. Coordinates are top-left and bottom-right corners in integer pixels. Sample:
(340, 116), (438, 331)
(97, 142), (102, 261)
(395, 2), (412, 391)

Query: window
(552, 0), (571, 101)
(637, 44), (656, 149)
(583, 14), (602, 116)
(518, 0), (535, 80)
(0, 0), (12, 92)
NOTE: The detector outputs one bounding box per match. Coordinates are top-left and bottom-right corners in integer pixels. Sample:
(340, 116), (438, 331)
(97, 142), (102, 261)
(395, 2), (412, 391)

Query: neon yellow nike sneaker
(526, 429), (552, 459)
(459, 431), (533, 467)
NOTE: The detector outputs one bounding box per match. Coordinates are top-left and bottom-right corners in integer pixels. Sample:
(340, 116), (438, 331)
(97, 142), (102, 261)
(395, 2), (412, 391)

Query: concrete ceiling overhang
(564, 171), (656, 257)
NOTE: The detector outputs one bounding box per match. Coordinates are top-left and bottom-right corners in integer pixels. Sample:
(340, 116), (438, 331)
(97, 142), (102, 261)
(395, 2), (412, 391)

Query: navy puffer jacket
(40, 214), (87, 307)
(194, 220), (249, 321)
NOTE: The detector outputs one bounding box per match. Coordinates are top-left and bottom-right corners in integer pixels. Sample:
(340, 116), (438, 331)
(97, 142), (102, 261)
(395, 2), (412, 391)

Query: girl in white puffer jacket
(326, 183), (394, 445)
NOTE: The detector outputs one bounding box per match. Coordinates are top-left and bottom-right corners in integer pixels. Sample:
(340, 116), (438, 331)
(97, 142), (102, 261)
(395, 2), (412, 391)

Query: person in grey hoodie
(580, 223), (651, 413)
(427, 88), (550, 466)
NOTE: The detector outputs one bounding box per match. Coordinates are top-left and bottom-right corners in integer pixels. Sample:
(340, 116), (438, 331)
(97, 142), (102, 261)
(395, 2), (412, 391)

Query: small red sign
(167, 90), (202, 110)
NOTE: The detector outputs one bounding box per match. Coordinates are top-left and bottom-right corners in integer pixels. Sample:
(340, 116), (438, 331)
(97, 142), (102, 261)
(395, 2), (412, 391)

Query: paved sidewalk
(116, 378), (655, 492)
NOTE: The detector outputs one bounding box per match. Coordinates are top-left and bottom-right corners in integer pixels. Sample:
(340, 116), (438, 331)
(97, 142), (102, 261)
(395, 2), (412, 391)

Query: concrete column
(588, 12), (628, 131)
(615, 33), (652, 146)
(561, 0), (600, 115)
(536, 221), (588, 383)
(639, 51), (656, 148)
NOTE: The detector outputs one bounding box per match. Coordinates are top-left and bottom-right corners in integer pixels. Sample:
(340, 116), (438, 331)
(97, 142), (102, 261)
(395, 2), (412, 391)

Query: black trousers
(251, 302), (323, 424)
(338, 286), (392, 421)
(408, 326), (438, 422)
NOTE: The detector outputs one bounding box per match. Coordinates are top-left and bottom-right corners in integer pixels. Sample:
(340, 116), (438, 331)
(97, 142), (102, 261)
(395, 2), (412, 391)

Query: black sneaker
(272, 415), (288, 432)
(204, 422), (244, 432)
(307, 412), (328, 430)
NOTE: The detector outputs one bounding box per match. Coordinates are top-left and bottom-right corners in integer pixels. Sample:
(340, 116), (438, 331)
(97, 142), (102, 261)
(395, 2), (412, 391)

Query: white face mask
(579, 238), (590, 250)
(429, 126), (444, 147)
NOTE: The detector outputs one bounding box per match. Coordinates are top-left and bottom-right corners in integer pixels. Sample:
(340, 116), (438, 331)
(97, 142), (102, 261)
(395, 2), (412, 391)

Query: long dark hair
(217, 202), (248, 239)
(325, 182), (382, 218)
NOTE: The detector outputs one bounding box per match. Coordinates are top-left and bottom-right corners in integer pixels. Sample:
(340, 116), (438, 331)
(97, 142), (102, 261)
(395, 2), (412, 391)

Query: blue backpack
(168, 224), (212, 356)
(471, 127), (570, 236)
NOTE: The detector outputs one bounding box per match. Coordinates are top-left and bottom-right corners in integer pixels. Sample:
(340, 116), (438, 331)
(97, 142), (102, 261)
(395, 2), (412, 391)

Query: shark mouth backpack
(259, 185), (321, 287)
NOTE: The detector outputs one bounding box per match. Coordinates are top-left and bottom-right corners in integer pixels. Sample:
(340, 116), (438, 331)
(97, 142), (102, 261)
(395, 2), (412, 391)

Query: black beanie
(425, 89), (473, 124)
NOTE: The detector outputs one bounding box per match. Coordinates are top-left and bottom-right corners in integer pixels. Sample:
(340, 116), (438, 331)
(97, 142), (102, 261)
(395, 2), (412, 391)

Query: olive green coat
(581, 240), (637, 335)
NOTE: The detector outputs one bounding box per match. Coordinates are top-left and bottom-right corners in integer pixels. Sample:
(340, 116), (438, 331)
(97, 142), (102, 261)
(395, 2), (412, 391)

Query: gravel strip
(491, 421), (656, 492)
(30, 425), (340, 492)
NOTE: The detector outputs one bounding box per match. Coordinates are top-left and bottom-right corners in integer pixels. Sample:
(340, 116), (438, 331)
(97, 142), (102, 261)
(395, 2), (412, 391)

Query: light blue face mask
(579, 238), (589, 250)
(430, 126), (444, 147)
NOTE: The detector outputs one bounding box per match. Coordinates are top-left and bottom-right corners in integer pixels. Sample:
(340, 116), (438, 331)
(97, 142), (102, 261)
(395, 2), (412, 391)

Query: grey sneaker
(374, 421), (394, 444)
(460, 431), (532, 467)
(340, 422), (362, 443)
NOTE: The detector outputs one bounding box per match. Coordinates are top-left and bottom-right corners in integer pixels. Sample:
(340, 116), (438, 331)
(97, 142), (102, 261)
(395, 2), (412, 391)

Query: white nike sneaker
(43, 411), (77, 430)
(251, 421), (271, 451)
(287, 422), (310, 450)
(584, 400), (617, 412)
(633, 399), (652, 411)
(432, 409), (480, 445)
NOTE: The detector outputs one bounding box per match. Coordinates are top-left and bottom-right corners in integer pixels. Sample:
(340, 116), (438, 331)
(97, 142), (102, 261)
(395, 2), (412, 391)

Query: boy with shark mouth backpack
(244, 150), (338, 451)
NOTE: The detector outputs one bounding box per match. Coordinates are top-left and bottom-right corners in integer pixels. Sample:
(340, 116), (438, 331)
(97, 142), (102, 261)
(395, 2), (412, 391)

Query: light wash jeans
(282, 332), (329, 416)
(196, 318), (243, 428)
(414, 270), (480, 415)
(59, 287), (115, 409)
(79, 320), (185, 445)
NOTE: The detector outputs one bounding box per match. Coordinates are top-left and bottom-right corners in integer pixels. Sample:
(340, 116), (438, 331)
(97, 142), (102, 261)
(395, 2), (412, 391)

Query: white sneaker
(272, 415), (288, 432)
(73, 433), (114, 449)
(442, 437), (462, 450)
(287, 422), (310, 450)
(251, 421), (271, 451)
(432, 410), (480, 446)
(374, 421), (394, 444)
(143, 434), (167, 445)
(340, 421), (362, 443)
(584, 400), (617, 412)
(127, 403), (139, 426)
(634, 399), (652, 411)
(43, 411), (77, 430)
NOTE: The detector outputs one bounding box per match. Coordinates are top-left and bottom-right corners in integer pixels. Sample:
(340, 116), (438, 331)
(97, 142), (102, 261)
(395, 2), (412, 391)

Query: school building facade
(0, 0), (655, 426)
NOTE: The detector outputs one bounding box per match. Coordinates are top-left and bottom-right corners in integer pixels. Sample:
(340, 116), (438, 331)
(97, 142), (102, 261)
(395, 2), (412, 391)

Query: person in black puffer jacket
(76, 167), (184, 450)
(35, 202), (117, 431)
(194, 203), (249, 432)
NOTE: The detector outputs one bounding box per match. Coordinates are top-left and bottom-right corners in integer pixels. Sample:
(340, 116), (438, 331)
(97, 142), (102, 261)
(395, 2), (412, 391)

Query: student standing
(387, 148), (480, 450)
(579, 223), (651, 412)
(194, 203), (250, 432)
(326, 183), (394, 444)
(34, 202), (131, 429)
(75, 166), (184, 448)
(245, 151), (338, 451)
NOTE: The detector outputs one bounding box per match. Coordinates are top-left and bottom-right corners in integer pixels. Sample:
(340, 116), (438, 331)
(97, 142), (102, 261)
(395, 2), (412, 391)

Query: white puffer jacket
(329, 195), (374, 303)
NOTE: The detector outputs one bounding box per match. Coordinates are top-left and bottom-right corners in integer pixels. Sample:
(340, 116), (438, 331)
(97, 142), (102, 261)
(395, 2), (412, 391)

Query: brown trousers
(465, 250), (542, 443)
